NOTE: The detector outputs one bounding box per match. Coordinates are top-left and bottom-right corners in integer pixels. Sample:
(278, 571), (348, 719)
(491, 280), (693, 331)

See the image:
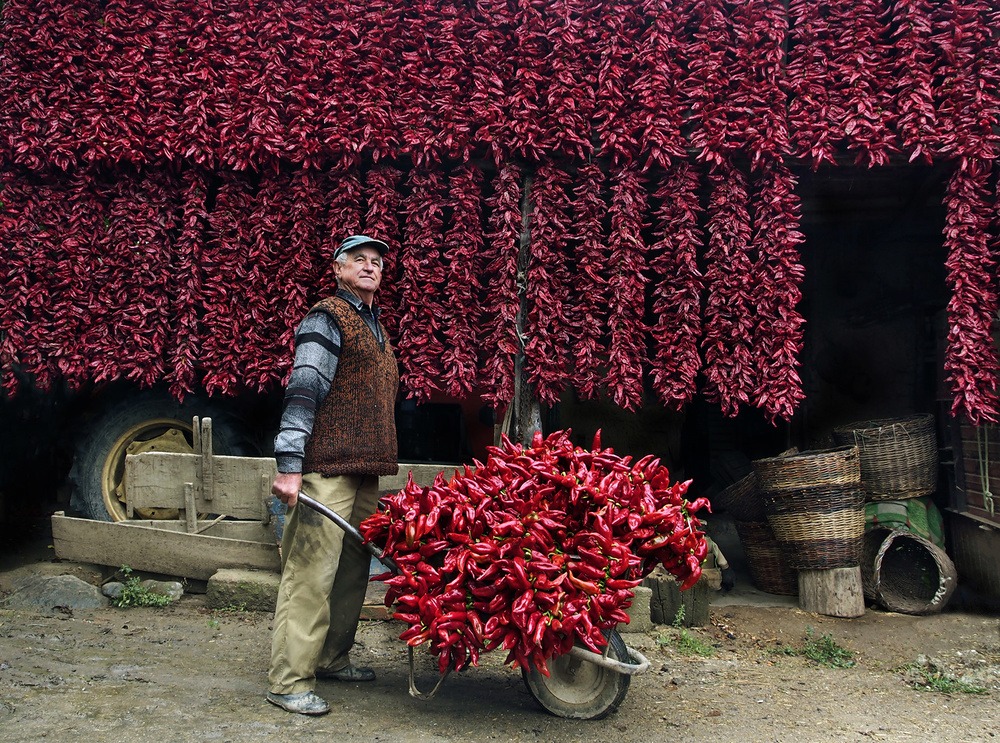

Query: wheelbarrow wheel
(521, 629), (631, 720)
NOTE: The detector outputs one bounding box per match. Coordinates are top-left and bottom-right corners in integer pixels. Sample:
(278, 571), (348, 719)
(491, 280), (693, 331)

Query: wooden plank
(51, 512), (281, 581)
(125, 452), (278, 519)
(115, 519), (277, 542)
(379, 463), (450, 494)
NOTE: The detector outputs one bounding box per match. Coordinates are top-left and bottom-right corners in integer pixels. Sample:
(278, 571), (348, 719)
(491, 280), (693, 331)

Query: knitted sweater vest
(302, 296), (399, 476)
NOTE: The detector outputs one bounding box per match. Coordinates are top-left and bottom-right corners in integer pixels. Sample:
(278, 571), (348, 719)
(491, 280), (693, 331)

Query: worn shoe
(266, 690), (330, 715)
(316, 664), (376, 682)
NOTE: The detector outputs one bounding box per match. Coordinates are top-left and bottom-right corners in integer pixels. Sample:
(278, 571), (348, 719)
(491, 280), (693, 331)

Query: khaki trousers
(268, 472), (379, 695)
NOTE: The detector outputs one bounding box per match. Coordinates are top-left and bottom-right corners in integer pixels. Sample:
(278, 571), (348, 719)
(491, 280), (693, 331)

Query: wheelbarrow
(297, 492), (650, 720)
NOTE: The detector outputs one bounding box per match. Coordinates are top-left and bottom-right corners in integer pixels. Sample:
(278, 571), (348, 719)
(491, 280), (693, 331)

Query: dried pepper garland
(604, 164), (649, 412)
(362, 166), (405, 340)
(567, 162), (608, 401)
(632, 0), (688, 171)
(524, 161), (576, 407)
(786, 0), (898, 167)
(480, 163), (524, 408)
(943, 158), (1000, 424)
(535, 0), (598, 163)
(397, 168), (449, 401)
(83, 171), (179, 389)
(648, 161), (705, 410)
(0, 171), (104, 393)
(889, 0), (941, 164)
(729, 0), (790, 170)
(166, 170), (210, 399)
(927, 0), (999, 160)
(440, 164), (487, 398)
(360, 429), (709, 675)
(748, 161), (806, 422)
(393, 0), (476, 166)
(317, 169), (365, 292)
(701, 159), (756, 417)
(593, 2), (643, 167)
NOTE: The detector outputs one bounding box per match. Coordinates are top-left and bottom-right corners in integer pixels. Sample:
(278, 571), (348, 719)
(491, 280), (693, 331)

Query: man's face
(334, 246), (384, 299)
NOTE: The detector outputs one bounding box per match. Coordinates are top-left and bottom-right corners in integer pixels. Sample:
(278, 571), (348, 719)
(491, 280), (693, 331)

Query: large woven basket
(753, 446), (860, 494)
(734, 520), (798, 595)
(832, 415), (938, 500)
(763, 484), (865, 570)
(873, 529), (957, 615)
(860, 527), (894, 600)
(713, 472), (766, 522)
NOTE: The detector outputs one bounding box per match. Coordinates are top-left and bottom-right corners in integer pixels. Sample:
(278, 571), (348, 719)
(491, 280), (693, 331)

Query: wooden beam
(51, 512), (280, 581)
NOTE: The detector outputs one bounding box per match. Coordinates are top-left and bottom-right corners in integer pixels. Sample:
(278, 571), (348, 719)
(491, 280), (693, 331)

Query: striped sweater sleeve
(273, 310), (341, 473)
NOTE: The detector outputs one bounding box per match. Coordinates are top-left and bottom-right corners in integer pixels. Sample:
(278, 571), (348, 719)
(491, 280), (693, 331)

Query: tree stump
(798, 566), (865, 617)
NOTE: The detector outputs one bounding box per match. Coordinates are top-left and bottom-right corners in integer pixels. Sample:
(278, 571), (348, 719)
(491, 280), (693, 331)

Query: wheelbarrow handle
(296, 492), (399, 574)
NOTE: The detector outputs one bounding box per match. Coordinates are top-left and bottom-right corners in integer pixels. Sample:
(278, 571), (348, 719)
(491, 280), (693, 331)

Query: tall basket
(832, 415), (938, 500)
(734, 520), (798, 596)
(753, 446), (860, 494)
(762, 484), (866, 570)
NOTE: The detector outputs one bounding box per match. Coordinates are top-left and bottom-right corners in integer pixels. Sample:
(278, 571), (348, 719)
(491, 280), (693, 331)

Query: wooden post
(798, 566), (866, 617)
(200, 416), (214, 502)
(499, 171), (543, 448)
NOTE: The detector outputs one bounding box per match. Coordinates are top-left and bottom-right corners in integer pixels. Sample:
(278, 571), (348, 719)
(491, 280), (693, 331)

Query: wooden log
(798, 566), (865, 617)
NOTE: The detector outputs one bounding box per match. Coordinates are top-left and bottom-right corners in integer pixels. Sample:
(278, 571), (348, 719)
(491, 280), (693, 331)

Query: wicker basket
(873, 529), (958, 615)
(832, 415), (938, 500)
(753, 446), (860, 494)
(734, 520), (798, 595)
(860, 527), (893, 600)
(712, 472), (766, 522)
(763, 484), (865, 570)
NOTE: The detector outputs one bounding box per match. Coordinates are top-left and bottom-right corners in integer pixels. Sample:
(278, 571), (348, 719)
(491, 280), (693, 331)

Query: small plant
(672, 605), (686, 627)
(216, 601), (249, 614)
(904, 664), (988, 695)
(112, 566), (173, 609)
(207, 618), (220, 629)
(658, 628), (714, 657)
(802, 627), (855, 668)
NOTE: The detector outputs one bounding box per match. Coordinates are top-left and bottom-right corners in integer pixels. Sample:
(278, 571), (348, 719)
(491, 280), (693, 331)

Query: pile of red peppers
(359, 429), (709, 675)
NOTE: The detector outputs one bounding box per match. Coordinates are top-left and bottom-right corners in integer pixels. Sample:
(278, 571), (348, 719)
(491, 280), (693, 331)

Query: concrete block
(206, 568), (280, 612)
(624, 586), (653, 633)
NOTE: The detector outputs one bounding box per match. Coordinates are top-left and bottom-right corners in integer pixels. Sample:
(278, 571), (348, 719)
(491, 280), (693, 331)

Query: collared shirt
(273, 288), (384, 473)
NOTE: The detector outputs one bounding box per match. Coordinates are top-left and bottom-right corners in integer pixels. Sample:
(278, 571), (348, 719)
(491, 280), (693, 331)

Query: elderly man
(266, 234), (399, 716)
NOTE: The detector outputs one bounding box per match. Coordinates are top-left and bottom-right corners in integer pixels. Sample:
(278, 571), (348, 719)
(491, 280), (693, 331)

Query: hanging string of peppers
(524, 161), (576, 407)
(440, 164), (487, 398)
(648, 161), (705, 410)
(701, 159), (756, 417)
(604, 164), (650, 412)
(632, 0), (688, 172)
(362, 166), (406, 340)
(397, 168), (449, 401)
(943, 158), (1000, 424)
(593, 2), (642, 168)
(84, 171), (178, 389)
(481, 163), (524, 408)
(166, 170), (210, 399)
(567, 162), (609, 402)
(359, 429), (709, 675)
(749, 161), (806, 422)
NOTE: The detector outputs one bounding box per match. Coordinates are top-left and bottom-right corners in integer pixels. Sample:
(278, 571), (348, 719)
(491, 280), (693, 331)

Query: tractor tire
(68, 390), (258, 521)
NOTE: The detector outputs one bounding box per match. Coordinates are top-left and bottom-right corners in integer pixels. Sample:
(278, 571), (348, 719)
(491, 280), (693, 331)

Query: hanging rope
(976, 425), (995, 517)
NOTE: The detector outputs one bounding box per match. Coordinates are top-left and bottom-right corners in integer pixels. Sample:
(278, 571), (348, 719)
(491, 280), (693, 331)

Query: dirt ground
(2, 524), (1000, 743)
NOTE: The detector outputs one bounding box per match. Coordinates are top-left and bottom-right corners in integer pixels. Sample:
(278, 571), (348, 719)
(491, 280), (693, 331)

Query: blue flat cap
(335, 234), (390, 260)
